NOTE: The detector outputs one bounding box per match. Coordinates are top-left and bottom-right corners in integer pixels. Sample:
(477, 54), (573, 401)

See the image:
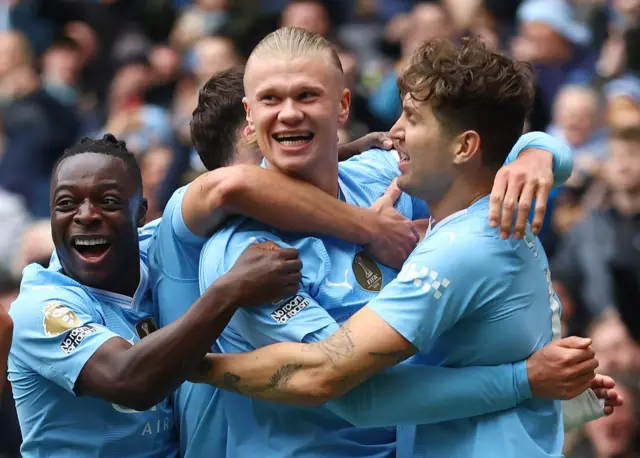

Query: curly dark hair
(397, 36), (534, 167)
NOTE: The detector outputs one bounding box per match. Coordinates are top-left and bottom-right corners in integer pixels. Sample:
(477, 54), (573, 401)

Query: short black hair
(190, 66), (246, 171)
(53, 134), (143, 192)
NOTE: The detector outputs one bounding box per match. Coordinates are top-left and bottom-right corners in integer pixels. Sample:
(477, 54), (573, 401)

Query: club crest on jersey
(43, 301), (81, 337)
(135, 318), (158, 339)
(353, 251), (383, 292)
(270, 295), (310, 323)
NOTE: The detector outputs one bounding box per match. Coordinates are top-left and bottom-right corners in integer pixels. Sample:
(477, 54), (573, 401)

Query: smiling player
(7, 134), (302, 457)
(191, 28), (585, 458)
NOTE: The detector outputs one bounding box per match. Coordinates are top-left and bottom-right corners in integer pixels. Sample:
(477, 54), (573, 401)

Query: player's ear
(243, 97), (254, 130)
(338, 88), (351, 126)
(137, 198), (148, 227)
(452, 131), (481, 165)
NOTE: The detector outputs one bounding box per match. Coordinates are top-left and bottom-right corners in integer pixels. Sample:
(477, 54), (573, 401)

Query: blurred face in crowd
(281, 1), (331, 37)
(608, 97), (640, 131)
(109, 63), (151, 114)
(584, 384), (637, 457)
(148, 46), (180, 83)
(590, 316), (640, 374)
(553, 86), (600, 147)
(390, 95), (457, 202)
(193, 37), (240, 85)
(42, 45), (82, 86)
(442, 0), (483, 30)
(51, 153), (146, 293)
(403, 4), (454, 58)
(511, 23), (572, 64)
(243, 51), (350, 183)
(605, 136), (640, 193)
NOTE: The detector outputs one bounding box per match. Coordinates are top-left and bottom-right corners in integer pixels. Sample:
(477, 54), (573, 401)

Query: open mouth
(273, 132), (315, 147)
(398, 150), (410, 165)
(71, 237), (112, 263)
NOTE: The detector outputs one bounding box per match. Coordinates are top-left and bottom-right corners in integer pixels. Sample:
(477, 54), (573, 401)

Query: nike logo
(324, 269), (353, 291)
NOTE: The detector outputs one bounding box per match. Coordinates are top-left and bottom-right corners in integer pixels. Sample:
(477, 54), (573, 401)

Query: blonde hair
(247, 26), (343, 74)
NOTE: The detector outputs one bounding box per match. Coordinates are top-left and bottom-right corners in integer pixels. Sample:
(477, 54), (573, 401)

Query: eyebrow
(255, 84), (326, 97)
(402, 103), (421, 117)
(53, 181), (122, 193)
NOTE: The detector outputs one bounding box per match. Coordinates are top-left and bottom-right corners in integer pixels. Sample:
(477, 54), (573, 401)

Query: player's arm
(75, 242), (300, 411)
(0, 307), (12, 400)
(183, 166), (417, 269)
(8, 243), (298, 412)
(327, 336), (600, 427)
(491, 131), (574, 238)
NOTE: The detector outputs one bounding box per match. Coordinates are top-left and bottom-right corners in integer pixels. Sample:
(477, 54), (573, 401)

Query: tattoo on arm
(218, 363), (305, 396)
(304, 323), (355, 367)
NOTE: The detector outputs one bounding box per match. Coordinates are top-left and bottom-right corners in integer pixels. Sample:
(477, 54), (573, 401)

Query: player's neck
(266, 157), (339, 197)
(427, 173), (492, 225)
(611, 190), (640, 216)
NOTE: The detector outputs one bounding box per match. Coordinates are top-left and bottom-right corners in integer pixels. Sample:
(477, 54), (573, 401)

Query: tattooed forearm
(223, 372), (242, 392)
(304, 323), (355, 367)
(217, 364), (305, 397)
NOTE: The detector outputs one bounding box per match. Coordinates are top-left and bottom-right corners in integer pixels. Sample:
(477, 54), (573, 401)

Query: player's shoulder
(411, 214), (503, 274)
(10, 264), (95, 329)
(339, 148), (399, 179)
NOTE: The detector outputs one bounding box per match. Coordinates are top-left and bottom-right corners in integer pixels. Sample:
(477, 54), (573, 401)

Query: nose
(73, 200), (101, 228)
(277, 99), (304, 125)
(389, 119), (404, 145)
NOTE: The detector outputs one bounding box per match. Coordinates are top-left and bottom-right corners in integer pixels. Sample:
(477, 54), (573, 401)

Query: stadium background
(1, 0), (639, 456)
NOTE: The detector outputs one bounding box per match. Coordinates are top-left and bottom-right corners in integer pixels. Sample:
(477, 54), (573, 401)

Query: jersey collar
(426, 194), (491, 235)
(85, 262), (150, 311)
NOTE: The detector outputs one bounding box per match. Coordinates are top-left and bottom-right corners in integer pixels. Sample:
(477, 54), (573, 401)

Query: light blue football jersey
(8, 221), (179, 458)
(147, 185), (228, 458)
(198, 134), (571, 458)
(368, 196), (563, 458)
(199, 149), (427, 458)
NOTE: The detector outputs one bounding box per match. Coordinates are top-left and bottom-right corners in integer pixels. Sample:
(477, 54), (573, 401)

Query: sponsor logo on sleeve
(43, 301), (82, 337)
(270, 295), (310, 323)
(60, 325), (97, 354)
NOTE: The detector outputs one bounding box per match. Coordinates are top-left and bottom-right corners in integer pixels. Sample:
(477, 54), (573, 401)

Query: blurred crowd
(1, 0), (640, 457)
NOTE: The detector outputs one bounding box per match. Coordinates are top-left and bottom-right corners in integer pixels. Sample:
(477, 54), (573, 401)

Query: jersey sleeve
(326, 360), (532, 427)
(9, 288), (120, 394)
(506, 132), (574, 186)
(367, 233), (495, 352)
(342, 148), (430, 220)
(199, 223), (339, 347)
(342, 148), (400, 187)
(151, 185), (208, 280)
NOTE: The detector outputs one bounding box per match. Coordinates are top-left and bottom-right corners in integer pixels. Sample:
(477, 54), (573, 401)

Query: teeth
(274, 133), (312, 140)
(74, 238), (108, 246)
(279, 139), (311, 146)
